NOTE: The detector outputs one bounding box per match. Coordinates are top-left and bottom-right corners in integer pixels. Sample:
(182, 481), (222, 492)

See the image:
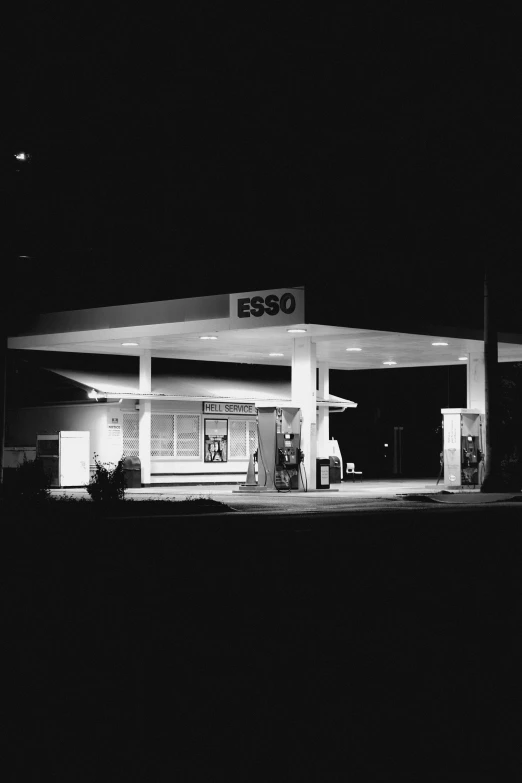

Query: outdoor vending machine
(441, 409), (483, 489)
(36, 431), (90, 488)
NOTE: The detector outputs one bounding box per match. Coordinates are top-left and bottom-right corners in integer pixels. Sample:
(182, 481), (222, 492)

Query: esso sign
(229, 287), (305, 328)
(237, 292), (296, 319)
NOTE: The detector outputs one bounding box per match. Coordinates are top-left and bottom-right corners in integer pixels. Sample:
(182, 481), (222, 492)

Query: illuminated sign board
(203, 402), (257, 415)
(229, 287), (305, 329)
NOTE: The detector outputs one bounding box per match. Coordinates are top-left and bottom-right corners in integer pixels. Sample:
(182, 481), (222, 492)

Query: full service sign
(229, 287), (305, 329)
(203, 402), (257, 415)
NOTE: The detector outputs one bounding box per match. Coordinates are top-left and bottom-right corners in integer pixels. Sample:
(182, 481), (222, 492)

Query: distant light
(200, 335), (218, 340)
(269, 352), (284, 356)
(383, 361), (397, 365)
(384, 443), (389, 447)
(18, 255), (31, 258)
(121, 342), (138, 346)
(432, 342), (449, 346)
(346, 348), (362, 352)
(15, 152), (28, 160)
(287, 328), (307, 333)
(458, 356), (468, 361)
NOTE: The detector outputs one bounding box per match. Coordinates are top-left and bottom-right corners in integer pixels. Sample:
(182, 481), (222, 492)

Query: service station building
(5, 286), (522, 490)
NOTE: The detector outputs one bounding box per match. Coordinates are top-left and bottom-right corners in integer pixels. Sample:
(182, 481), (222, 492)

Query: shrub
(2, 456), (51, 503)
(86, 454), (126, 502)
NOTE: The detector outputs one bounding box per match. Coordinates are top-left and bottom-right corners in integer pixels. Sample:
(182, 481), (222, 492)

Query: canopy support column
(467, 350), (486, 467)
(467, 352), (485, 411)
(292, 337), (317, 489)
(139, 350), (152, 486)
(317, 363), (330, 458)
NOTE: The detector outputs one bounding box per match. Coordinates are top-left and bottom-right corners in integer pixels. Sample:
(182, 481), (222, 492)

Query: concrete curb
(400, 493), (522, 505)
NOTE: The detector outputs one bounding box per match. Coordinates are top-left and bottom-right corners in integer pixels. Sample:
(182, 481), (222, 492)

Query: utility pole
(481, 264), (501, 491)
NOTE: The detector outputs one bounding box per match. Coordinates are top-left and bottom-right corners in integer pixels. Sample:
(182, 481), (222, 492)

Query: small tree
(86, 454), (126, 502)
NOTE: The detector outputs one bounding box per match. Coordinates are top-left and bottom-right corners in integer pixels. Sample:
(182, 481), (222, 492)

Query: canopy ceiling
(8, 291), (522, 370)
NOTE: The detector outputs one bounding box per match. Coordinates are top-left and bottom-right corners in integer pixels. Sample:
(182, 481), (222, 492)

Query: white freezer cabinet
(36, 432), (90, 488)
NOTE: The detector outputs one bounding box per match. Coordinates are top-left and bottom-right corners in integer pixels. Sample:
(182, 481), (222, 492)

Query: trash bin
(316, 458), (330, 489)
(329, 456), (341, 483)
(123, 456), (141, 488)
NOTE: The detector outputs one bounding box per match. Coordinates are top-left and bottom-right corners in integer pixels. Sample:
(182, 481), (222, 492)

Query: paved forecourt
(50, 478), (522, 513)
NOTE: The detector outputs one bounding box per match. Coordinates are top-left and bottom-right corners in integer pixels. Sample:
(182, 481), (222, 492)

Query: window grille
(150, 413), (201, 459)
(151, 414), (175, 456)
(230, 420), (247, 458)
(248, 420), (258, 456)
(176, 414), (201, 458)
(228, 419), (258, 460)
(122, 413), (139, 457)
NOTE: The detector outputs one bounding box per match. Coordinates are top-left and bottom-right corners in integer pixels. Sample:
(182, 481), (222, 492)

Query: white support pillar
(467, 351), (486, 462)
(292, 337), (317, 490)
(139, 350), (152, 486)
(467, 352), (485, 412)
(317, 362), (330, 458)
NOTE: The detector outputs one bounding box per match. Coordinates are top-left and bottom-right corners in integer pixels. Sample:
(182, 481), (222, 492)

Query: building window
(228, 419), (258, 460)
(151, 414), (175, 456)
(248, 420), (258, 457)
(122, 413), (139, 457)
(151, 413), (201, 459)
(176, 414), (201, 458)
(229, 419), (247, 458)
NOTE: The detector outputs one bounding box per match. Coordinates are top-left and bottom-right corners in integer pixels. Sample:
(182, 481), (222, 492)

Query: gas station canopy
(9, 286), (522, 368)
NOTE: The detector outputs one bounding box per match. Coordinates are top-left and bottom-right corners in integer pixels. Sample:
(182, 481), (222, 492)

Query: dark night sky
(4, 8), (521, 329)
(3, 8), (522, 472)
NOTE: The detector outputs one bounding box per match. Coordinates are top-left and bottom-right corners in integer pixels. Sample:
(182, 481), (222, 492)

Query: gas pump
(243, 405), (304, 492)
(441, 408), (483, 488)
(275, 431), (301, 489)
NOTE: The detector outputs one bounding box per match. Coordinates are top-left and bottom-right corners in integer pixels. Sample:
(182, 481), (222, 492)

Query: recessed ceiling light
(121, 342), (138, 346)
(458, 356), (468, 361)
(287, 328), (307, 333)
(269, 352), (284, 356)
(200, 335), (218, 340)
(383, 361), (397, 365)
(346, 348), (362, 352)
(432, 342), (449, 346)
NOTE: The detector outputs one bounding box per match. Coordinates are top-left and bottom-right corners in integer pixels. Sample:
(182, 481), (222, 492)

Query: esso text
(237, 292), (296, 318)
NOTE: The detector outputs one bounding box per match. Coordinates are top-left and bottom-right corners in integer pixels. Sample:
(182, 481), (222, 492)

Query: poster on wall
(107, 409), (124, 462)
(204, 419), (228, 462)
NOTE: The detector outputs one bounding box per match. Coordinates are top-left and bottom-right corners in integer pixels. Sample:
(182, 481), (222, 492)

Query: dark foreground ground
(3, 503), (522, 781)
